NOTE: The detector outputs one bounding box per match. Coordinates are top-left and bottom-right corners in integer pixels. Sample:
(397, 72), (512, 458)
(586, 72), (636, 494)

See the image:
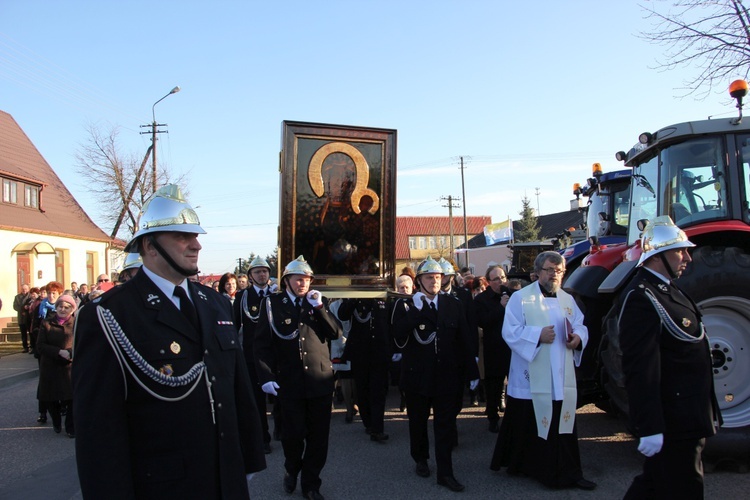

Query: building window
(427, 236), (436, 249)
(86, 252), (95, 285)
(418, 237), (426, 249)
(55, 249), (67, 284)
(24, 185), (38, 208)
(2, 179), (17, 204)
(408, 237), (416, 250)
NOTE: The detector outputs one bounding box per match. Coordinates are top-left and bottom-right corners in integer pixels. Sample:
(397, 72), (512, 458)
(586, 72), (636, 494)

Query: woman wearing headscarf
(36, 294), (77, 437)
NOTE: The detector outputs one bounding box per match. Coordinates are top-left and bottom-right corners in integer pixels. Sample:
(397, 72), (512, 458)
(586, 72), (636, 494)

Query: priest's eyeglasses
(541, 267), (565, 275)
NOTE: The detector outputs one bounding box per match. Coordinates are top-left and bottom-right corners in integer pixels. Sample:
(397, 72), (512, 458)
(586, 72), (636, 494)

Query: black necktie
(174, 286), (199, 331)
(295, 297), (302, 309)
(258, 289), (264, 298)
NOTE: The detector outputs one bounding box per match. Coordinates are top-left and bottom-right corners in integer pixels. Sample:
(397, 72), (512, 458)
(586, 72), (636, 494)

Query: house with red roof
(0, 110), (114, 322)
(395, 215), (492, 273)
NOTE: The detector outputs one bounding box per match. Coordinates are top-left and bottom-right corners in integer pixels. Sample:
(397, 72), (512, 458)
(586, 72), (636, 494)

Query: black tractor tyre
(675, 246), (750, 469)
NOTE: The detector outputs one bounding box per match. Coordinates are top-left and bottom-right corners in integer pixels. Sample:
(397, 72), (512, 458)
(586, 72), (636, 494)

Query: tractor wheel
(676, 246), (750, 468)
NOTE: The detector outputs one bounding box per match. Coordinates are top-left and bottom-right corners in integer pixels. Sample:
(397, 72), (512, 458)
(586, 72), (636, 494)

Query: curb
(0, 368), (39, 389)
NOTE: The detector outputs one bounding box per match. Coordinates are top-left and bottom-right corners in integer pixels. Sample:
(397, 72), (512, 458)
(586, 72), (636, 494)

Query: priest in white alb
(489, 251), (596, 490)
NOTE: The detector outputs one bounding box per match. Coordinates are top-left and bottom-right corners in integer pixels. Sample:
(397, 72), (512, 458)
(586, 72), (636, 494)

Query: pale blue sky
(0, 1), (736, 272)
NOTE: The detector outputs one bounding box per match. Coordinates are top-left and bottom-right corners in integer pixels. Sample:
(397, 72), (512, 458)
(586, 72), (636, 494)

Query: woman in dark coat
(36, 294), (76, 437)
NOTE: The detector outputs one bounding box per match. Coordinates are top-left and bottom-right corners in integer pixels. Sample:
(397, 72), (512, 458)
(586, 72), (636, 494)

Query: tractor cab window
(738, 135), (750, 224)
(659, 137), (727, 227)
(628, 154), (658, 245)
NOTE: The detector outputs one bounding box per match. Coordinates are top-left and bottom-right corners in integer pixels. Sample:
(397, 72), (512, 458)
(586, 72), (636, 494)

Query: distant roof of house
(463, 210), (582, 249)
(396, 215), (492, 259)
(0, 110), (110, 243)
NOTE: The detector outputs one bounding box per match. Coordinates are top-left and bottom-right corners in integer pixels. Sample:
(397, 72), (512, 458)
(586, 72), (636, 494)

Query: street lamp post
(145, 86), (180, 192)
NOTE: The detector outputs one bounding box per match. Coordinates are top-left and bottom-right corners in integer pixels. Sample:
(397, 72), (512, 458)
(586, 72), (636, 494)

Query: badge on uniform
(170, 341), (181, 354)
(196, 290), (208, 301)
(284, 318), (292, 325)
(159, 364), (174, 376)
(419, 324), (426, 331)
(657, 283), (668, 292)
(682, 318), (692, 327)
(282, 297), (289, 304)
(251, 305), (258, 312)
(146, 293), (161, 305)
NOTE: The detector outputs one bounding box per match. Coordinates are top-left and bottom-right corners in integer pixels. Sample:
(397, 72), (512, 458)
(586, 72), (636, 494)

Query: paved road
(0, 352), (747, 499)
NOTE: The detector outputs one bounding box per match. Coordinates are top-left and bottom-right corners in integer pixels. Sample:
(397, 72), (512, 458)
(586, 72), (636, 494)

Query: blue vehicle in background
(560, 164), (631, 276)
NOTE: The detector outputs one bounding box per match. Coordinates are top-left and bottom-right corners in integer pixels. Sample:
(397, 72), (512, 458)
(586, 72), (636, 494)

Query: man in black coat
(474, 265), (511, 433)
(12, 284), (30, 352)
(234, 255), (277, 453)
(393, 256), (479, 493)
(618, 216), (721, 499)
(73, 185), (266, 500)
(336, 297), (391, 442)
(255, 255), (342, 500)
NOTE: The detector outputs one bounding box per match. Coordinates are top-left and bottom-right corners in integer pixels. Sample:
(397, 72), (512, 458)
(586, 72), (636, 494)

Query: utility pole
(441, 195), (461, 258)
(535, 187), (541, 216)
(238, 257), (244, 274)
(140, 86), (181, 193)
(459, 156), (470, 269)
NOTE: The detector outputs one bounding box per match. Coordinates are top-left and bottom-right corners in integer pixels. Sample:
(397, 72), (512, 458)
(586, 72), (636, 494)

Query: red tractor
(566, 80), (750, 466)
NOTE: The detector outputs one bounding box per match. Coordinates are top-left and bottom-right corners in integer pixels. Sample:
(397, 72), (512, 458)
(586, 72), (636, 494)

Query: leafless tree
(640, 0), (750, 99)
(74, 122), (188, 240)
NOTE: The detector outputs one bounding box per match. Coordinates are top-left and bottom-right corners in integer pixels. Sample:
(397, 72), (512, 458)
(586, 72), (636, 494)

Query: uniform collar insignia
(196, 290), (207, 301)
(146, 293), (161, 305)
(657, 283), (668, 293)
(282, 297), (289, 304)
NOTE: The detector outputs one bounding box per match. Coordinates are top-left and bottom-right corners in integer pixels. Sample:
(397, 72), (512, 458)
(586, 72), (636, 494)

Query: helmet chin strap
(658, 252), (678, 280)
(148, 235), (200, 278)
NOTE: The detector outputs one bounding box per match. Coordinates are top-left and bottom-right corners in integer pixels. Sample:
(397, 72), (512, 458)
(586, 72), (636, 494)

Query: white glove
(269, 283), (279, 293)
(58, 349), (71, 360)
(306, 290), (323, 308)
(637, 433), (663, 457)
(262, 381), (279, 396)
(469, 379), (479, 391)
(412, 292), (426, 310)
(391, 353), (402, 362)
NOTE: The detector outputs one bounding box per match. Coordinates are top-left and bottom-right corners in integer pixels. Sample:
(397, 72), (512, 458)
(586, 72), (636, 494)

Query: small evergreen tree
(515, 196), (541, 242)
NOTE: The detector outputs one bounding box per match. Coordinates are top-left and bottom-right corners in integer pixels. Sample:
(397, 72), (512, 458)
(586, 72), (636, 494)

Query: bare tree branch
(640, 0), (750, 99)
(74, 121), (189, 241)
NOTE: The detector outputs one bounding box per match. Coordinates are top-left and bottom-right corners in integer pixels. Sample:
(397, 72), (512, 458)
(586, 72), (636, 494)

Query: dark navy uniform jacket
(254, 291), (342, 400)
(618, 267), (720, 441)
(392, 293), (479, 397)
(73, 270), (266, 500)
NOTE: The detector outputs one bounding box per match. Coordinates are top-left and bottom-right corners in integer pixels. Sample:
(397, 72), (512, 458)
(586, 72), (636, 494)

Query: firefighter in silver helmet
(618, 216), (720, 499)
(73, 185), (266, 499)
(117, 253), (142, 284)
(254, 255), (342, 499)
(392, 255), (479, 492)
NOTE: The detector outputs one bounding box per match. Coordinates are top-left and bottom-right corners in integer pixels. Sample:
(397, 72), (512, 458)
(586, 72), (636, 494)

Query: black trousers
(484, 375), (504, 423)
(406, 389), (460, 478)
(20, 323), (29, 350)
(352, 360), (388, 433)
(48, 399), (74, 434)
(624, 437), (706, 500)
(280, 393), (333, 494)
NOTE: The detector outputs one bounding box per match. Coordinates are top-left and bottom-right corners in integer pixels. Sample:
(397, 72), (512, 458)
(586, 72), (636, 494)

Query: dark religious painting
(279, 121), (396, 294)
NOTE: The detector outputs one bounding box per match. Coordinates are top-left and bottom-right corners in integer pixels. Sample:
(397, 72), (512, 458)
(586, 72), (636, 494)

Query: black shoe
(302, 490), (324, 500)
(437, 475), (465, 492)
(283, 471), (297, 494)
(53, 425), (61, 434)
(22, 348), (29, 353)
(574, 478), (597, 490)
(415, 460), (430, 478)
(370, 432), (389, 443)
(488, 421), (499, 433)
(37, 414), (47, 424)
(263, 442), (272, 454)
(399, 395), (406, 412)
